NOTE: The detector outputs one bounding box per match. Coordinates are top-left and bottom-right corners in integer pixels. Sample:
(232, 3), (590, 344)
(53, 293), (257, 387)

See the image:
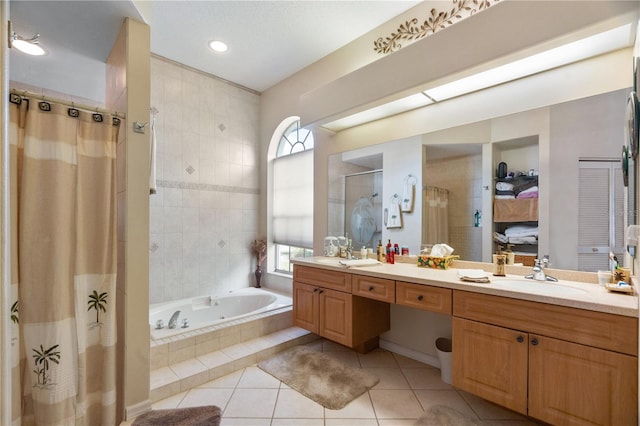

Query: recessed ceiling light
(208, 40), (228, 53)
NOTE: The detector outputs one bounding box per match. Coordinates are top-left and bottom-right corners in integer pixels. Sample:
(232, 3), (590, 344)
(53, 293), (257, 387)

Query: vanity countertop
(292, 257), (639, 317)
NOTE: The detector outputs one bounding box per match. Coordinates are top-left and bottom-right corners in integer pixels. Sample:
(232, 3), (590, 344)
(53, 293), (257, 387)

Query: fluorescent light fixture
(323, 23), (633, 131)
(324, 93), (433, 131)
(424, 24), (632, 102)
(208, 40), (228, 53)
(11, 32), (45, 56)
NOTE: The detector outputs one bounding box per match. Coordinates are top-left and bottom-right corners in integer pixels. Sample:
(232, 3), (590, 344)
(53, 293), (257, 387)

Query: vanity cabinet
(292, 265), (390, 352)
(452, 290), (638, 425)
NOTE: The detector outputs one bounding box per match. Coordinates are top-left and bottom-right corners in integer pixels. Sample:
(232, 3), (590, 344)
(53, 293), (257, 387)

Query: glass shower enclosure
(344, 170), (383, 252)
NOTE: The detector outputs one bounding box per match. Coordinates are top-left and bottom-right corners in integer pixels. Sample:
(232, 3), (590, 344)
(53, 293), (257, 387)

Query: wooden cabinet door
(529, 335), (638, 426)
(319, 288), (353, 347)
(292, 281), (319, 334)
(452, 317), (528, 415)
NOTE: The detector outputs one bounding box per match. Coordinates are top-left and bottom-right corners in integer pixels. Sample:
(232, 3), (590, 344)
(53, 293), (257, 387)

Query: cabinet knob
(516, 335), (524, 343)
(531, 338), (539, 346)
(318, 290), (324, 294)
(313, 288), (319, 293)
(417, 295), (424, 301)
(368, 286), (374, 291)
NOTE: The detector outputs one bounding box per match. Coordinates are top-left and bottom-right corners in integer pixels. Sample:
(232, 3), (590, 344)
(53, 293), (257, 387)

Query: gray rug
(132, 405), (221, 426)
(414, 405), (480, 426)
(258, 345), (379, 410)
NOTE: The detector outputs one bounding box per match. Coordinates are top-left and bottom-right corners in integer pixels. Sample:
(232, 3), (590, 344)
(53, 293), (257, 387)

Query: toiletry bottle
(493, 245), (506, 276)
(394, 243), (399, 255)
(388, 246), (395, 264)
(505, 244), (515, 265)
(360, 245), (367, 259)
(377, 240), (384, 262)
(386, 239), (392, 263)
(401, 245), (409, 255)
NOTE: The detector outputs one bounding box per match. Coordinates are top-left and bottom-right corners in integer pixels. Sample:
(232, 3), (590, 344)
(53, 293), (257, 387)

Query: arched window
(271, 118), (314, 273)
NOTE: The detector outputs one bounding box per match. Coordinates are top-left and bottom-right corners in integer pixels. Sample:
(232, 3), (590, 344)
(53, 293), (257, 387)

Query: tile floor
(141, 339), (544, 426)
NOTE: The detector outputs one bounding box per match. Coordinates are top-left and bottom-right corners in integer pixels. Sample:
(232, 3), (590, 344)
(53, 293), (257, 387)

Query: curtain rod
(10, 89), (127, 119)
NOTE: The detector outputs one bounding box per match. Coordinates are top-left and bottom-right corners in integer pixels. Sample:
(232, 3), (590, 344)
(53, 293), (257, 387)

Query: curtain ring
(68, 102), (79, 118)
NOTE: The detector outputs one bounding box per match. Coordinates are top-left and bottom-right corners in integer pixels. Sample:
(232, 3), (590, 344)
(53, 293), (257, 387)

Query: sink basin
(491, 279), (588, 296)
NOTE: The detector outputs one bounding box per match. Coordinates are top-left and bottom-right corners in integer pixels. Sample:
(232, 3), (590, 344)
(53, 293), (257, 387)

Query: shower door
(345, 171), (383, 251)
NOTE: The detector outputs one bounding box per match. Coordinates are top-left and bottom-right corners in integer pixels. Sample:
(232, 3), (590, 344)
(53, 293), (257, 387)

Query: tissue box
(417, 255), (459, 269)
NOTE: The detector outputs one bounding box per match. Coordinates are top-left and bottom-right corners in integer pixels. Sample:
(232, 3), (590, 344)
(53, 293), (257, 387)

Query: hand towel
(401, 175), (417, 212)
(457, 269), (491, 283)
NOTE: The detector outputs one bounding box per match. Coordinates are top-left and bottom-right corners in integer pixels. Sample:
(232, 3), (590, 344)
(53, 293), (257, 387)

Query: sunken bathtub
(149, 287), (292, 341)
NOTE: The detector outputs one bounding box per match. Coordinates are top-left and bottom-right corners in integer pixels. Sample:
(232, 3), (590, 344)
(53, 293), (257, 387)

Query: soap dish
(604, 282), (634, 294)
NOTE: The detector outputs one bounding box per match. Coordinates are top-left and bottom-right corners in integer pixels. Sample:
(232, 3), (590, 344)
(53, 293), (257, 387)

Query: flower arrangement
(251, 239), (267, 266)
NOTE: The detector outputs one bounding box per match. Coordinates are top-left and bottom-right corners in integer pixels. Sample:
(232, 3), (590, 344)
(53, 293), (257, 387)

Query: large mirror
(328, 88), (631, 272)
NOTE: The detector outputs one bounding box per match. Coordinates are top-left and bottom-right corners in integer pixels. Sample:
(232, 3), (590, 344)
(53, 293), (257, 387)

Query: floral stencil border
(374, 0), (499, 54)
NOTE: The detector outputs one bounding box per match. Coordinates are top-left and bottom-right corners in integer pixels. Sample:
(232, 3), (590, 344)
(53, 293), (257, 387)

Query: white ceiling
(9, 0), (421, 95)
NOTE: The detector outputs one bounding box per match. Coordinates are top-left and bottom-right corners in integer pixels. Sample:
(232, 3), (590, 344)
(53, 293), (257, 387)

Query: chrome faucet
(168, 310), (181, 329)
(525, 255), (557, 282)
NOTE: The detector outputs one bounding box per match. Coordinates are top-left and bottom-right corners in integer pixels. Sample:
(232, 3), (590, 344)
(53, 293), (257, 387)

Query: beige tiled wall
(149, 56), (261, 304)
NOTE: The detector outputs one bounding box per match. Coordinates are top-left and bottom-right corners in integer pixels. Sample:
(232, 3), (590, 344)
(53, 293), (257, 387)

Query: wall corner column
(106, 17), (151, 422)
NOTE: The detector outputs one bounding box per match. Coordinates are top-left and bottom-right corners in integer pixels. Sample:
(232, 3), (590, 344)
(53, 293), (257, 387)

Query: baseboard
(125, 399), (152, 420)
(379, 339), (440, 368)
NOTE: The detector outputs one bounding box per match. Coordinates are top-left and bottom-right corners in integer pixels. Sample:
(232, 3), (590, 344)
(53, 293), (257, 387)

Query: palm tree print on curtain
(9, 96), (119, 425)
(88, 291), (108, 327)
(32, 344), (61, 387)
(10, 300), (18, 324)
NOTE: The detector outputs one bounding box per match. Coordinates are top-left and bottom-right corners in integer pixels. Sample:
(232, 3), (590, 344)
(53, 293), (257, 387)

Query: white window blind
(578, 160), (623, 271)
(273, 149), (313, 248)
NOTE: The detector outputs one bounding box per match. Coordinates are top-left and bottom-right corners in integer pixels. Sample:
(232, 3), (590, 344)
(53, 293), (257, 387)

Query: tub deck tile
(197, 350), (234, 369)
(170, 358), (208, 379)
(149, 322), (318, 403)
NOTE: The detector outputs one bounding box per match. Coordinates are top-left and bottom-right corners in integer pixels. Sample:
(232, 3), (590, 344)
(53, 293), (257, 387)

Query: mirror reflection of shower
(345, 170), (383, 250)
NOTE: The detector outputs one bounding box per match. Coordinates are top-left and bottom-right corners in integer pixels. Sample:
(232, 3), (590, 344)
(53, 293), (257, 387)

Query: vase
(254, 265), (263, 288)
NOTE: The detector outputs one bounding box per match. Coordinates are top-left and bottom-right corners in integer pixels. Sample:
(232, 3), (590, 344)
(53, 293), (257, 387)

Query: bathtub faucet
(168, 310), (181, 329)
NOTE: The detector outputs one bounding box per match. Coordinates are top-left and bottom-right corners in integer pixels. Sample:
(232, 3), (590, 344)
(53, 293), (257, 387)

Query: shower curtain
(9, 96), (118, 425)
(423, 186), (449, 244)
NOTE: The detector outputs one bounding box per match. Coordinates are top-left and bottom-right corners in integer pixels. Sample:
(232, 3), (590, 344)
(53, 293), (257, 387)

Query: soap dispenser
(493, 245), (506, 276)
(505, 244), (515, 265)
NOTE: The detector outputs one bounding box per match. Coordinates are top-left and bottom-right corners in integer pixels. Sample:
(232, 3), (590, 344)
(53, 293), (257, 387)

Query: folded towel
(508, 236), (537, 244)
(504, 225), (538, 237)
(513, 179), (538, 194)
(493, 232), (508, 243)
(457, 269), (491, 283)
(496, 182), (514, 191)
(518, 185), (538, 194)
(517, 190), (538, 199)
(339, 259), (381, 267)
(495, 190), (515, 196)
(495, 195), (516, 200)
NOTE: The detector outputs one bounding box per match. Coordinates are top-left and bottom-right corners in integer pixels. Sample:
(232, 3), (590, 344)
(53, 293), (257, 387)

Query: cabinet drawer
(396, 281), (452, 315)
(352, 275), (395, 303)
(294, 265), (352, 292)
(453, 290), (638, 356)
